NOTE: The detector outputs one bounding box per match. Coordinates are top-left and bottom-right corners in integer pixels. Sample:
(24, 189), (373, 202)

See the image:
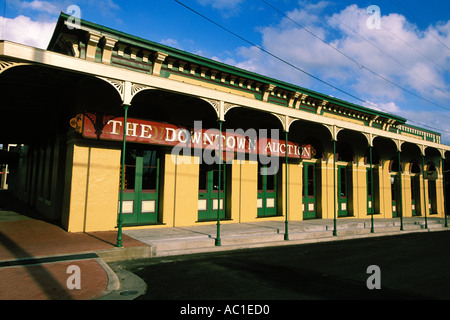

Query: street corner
(95, 263), (147, 300)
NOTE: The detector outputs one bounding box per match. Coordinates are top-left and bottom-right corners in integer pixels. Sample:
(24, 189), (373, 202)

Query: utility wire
(174, 0), (368, 106)
(331, 14), (450, 100)
(346, 0), (450, 75)
(174, 0), (450, 135)
(389, 0), (450, 52)
(261, 0), (450, 112)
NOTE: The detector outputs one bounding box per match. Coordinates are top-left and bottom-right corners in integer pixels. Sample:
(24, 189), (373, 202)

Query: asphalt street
(112, 231), (450, 301)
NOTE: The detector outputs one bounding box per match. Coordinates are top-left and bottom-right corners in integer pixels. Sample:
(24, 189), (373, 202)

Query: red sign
(73, 113), (313, 159)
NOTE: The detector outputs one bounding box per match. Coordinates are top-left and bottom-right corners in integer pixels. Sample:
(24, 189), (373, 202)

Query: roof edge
(49, 12), (408, 124)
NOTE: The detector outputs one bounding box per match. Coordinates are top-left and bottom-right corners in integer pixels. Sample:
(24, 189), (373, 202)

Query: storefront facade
(1, 13), (448, 233)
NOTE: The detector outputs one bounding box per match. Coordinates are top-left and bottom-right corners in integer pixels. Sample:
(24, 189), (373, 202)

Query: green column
(333, 140), (337, 236)
(422, 154), (428, 229)
(116, 104), (129, 248)
(369, 145), (374, 233)
(284, 131), (289, 241)
(215, 119), (223, 247)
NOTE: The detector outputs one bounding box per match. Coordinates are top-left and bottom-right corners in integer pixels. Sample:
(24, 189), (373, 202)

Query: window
(340, 167), (347, 198)
(142, 150), (158, 192)
(307, 165), (315, 197)
(123, 148), (136, 191)
(367, 169), (373, 197)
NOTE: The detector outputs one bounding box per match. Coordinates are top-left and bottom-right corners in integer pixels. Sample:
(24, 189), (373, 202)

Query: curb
(147, 226), (450, 258)
(95, 263), (147, 300)
(93, 246), (152, 300)
(95, 245), (153, 263)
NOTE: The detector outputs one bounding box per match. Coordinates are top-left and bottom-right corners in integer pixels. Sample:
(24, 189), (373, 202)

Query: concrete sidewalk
(124, 216), (449, 257)
(0, 190), (448, 300)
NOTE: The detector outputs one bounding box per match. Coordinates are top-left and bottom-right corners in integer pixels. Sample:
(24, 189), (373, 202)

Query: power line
(331, 14), (450, 100)
(260, 0), (450, 112)
(174, 0), (450, 135)
(346, 0), (450, 75)
(389, 0), (450, 52)
(174, 0), (367, 105)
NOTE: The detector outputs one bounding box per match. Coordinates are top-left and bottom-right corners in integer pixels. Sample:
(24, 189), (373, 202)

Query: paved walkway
(0, 190), (448, 300)
(124, 216), (449, 257)
(0, 191), (146, 300)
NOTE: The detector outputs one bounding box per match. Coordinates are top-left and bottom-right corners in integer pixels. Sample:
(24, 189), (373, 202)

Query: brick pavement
(0, 260), (108, 300)
(0, 191), (146, 300)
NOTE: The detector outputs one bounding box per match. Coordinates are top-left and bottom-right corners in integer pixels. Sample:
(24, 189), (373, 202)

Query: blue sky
(1, 0), (450, 143)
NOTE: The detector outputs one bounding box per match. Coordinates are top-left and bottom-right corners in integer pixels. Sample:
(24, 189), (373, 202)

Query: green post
(422, 154), (428, 229)
(284, 130), (289, 241)
(370, 145), (374, 233)
(215, 120), (223, 247)
(116, 104), (129, 248)
(333, 139), (337, 236)
(398, 150), (404, 231)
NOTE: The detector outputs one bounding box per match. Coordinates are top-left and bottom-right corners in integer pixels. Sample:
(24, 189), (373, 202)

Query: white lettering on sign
(127, 122), (138, 137)
(108, 120), (122, 135)
(94, 115), (313, 161)
(165, 127), (176, 142)
(139, 124), (152, 139)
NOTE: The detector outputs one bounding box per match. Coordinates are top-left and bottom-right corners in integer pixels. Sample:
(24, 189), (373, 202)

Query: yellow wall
(403, 174), (413, 217)
(320, 157), (334, 220)
(436, 177), (445, 217)
(281, 162), (302, 221)
(62, 144), (121, 233)
(162, 154), (199, 227)
(59, 145), (446, 232)
(379, 160), (391, 218)
(354, 163), (368, 218)
(230, 160), (258, 222)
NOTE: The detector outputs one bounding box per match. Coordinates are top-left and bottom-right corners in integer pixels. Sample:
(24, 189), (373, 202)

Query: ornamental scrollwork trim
(0, 59), (33, 75)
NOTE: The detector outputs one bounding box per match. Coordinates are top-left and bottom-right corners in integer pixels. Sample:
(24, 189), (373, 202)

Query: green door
(411, 175), (421, 216)
(198, 163), (226, 221)
(303, 162), (317, 219)
(367, 168), (373, 215)
(121, 147), (160, 226)
(391, 174), (399, 217)
(257, 164), (278, 217)
(428, 180), (437, 214)
(367, 166), (380, 215)
(338, 165), (349, 217)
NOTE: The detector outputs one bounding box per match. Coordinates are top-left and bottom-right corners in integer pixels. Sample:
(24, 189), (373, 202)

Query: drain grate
(120, 290), (139, 296)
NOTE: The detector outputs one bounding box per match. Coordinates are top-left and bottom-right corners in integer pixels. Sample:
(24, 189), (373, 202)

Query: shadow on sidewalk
(0, 231), (74, 300)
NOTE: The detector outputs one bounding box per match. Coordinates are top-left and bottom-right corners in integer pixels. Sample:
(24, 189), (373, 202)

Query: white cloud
(232, 3), (450, 96)
(161, 38), (183, 50)
(197, 0), (244, 10)
(19, 0), (59, 14)
(0, 15), (56, 49)
(364, 101), (401, 114)
(226, 2), (450, 143)
(196, 0), (245, 17)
